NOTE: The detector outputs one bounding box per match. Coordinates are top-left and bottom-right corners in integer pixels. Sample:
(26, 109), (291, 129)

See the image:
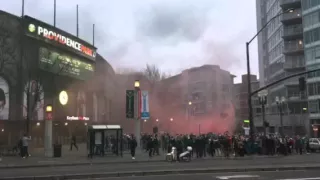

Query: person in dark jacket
(129, 135), (137, 159)
(176, 137), (183, 161)
(209, 138), (215, 157)
(153, 135), (160, 155)
(147, 136), (154, 158)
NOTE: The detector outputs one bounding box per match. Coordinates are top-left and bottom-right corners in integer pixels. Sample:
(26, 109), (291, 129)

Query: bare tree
(142, 64), (171, 91)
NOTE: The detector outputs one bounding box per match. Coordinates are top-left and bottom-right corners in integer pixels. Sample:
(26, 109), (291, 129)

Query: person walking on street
(70, 135), (78, 151)
(130, 135), (137, 159)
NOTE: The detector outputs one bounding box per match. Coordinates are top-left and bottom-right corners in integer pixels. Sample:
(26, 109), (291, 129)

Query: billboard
(24, 16), (96, 61)
(0, 77), (9, 120)
(39, 47), (95, 80)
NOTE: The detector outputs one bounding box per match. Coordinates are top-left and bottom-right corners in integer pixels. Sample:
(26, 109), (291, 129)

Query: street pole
(246, 42), (255, 141)
(262, 100), (266, 136)
(44, 104), (53, 157)
(279, 104), (284, 137)
(134, 87), (141, 149)
(245, 9), (293, 143)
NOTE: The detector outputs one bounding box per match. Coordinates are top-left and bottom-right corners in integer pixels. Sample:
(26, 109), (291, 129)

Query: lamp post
(170, 118), (173, 134)
(44, 104), (53, 157)
(134, 80), (141, 148)
(246, 9), (294, 141)
(187, 101), (192, 132)
(276, 96), (286, 137)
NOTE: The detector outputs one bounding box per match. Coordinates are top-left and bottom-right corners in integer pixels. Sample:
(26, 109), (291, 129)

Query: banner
(140, 91), (150, 119)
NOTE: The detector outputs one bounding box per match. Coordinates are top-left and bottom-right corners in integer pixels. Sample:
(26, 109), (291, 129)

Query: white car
(309, 138), (320, 151)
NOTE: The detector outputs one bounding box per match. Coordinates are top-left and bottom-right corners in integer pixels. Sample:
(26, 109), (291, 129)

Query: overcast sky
(1, 0), (259, 83)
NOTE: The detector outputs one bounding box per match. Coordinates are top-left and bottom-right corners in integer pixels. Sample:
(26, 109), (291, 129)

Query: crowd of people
(126, 132), (311, 160)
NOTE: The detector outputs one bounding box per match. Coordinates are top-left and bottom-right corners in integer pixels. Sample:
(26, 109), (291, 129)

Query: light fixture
(288, 8), (294, 13)
(46, 105), (53, 112)
(144, 119), (147, 122)
(1, 129), (3, 132)
(170, 118), (173, 121)
(65, 122), (68, 126)
(134, 80), (140, 88)
(188, 101), (192, 105)
(84, 123), (87, 126)
(36, 122), (40, 126)
(156, 119), (159, 122)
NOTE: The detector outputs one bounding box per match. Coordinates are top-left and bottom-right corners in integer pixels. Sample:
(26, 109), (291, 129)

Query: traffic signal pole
(251, 68), (320, 97)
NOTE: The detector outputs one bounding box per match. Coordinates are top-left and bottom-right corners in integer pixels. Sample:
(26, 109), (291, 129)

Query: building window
(304, 28), (320, 45)
(302, 0), (320, 11)
(309, 100), (319, 114)
(307, 82), (320, 96)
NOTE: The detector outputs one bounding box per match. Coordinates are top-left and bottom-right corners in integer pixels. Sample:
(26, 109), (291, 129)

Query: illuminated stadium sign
(24, 16), (96, 61)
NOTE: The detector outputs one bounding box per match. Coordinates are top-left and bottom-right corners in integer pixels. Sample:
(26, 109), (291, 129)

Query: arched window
(23, 80), (44, 120)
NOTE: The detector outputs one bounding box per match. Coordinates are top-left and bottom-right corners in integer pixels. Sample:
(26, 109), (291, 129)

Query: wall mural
(0, 77), (9, 120)
(23, 80), (44, 121)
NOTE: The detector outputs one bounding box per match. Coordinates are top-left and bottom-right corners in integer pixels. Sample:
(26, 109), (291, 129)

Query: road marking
(216, 175), (260, 179)
(277, 178), (320, 180)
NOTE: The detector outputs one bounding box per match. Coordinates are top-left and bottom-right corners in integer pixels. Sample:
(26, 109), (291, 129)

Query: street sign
(140, 91), (150, 119)
(126, 90), (135, 118)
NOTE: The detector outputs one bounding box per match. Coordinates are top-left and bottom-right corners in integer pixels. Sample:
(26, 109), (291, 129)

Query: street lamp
(246, 8), (294, 141)
(134, 80), (141, 148)
(134, 80), (140, 88)
(276, 96), (286, 137)
(188, 101), (192, 105)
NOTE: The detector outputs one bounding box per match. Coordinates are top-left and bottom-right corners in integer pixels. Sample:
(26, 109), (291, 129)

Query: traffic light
(299, 77), (306, 91)
(263, 121), (269, 127)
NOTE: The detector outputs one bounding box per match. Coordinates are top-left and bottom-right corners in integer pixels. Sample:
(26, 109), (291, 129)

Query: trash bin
(53, 144), (62, 158)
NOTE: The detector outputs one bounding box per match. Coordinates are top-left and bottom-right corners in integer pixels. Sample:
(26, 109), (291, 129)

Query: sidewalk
(0, 144), (165, 168)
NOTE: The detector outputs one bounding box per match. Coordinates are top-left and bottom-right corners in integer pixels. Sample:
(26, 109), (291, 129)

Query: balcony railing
(283, 55), (305, 69)
(281, 9), (302, 21)
(284, 76), (300, 86)
(283, 40), (304, 53)
(283, 24), (303, 37)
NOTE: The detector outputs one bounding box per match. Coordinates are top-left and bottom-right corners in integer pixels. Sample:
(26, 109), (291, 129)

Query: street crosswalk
(215, 174), (320, 180)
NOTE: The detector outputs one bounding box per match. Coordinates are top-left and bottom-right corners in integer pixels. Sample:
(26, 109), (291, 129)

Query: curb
(0, 155), (284, 169)
(0, 159), (166, 169)
(2, 165), (320, 180)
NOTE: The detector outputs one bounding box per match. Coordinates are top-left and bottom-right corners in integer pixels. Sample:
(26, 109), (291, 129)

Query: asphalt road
(88, 170), (320, 180)
(1, 155), (320, 178)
